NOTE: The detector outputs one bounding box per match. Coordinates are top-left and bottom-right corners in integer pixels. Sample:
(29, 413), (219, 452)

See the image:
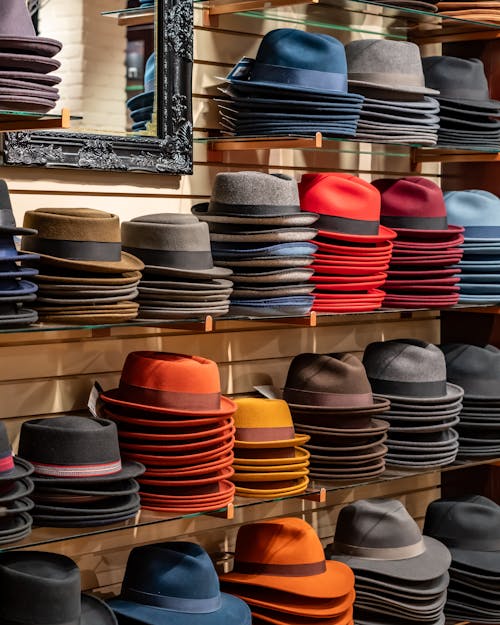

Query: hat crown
(423, 56), (489, 101)
(0, 0), (36, 38)
(441, 343), (500, 396)
(233, 398), (296, 443)
(144, 52), (155, 92)
(444, 190), (500, 228)
(0, 180), (19, 230)
(209, 172), (300, 211)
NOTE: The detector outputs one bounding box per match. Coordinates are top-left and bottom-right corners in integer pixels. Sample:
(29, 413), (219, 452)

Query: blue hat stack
(127, 52), (155, 132)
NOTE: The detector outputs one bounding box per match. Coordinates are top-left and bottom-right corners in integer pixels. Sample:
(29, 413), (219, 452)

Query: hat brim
(235, 475), (309, 497)
(234, 433), (309, 449)
(372, 383), (464, 405)
(192, 204), (319, 227)
(298, 418), (390, 437)
(36, 478), (140, 498)
(233, 467), (308, 481)
(0, 456), (33, 482)
(83, 594), (118, 625)
(0, 477), (34, 503)
(251, 606), (352, 625)
(123, 440), (235, 467)
(33, 493), (141, 516)
(349, 80), (439, 97)
(22, 250), (144, 274)
(139, 467), (234, 487)
(119, 428), (234, 453)
(139, 263), (232, 280)
(33, 510), (139, 527)
(142, 454), (234, 478)
(0, 36), (62, 58)
(317, 225), (397, 243)
(287, 396), (390, 414)
(36, 271), (142, 285)
(234, 447), (310, 465)
(31, 460), (145, 485)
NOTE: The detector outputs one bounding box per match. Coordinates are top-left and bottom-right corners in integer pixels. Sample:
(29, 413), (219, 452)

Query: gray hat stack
(346, 40), (440, 146)
(121, 214), (233, 320)
(363, 339), (464, 468)
(193, 172), (318, 317)
(327, 498), (452, 625)
(441, 343), (500, 458)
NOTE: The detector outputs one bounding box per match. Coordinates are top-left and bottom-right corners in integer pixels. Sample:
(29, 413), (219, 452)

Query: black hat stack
(425, 495), (500, 624)
(363, 339), (464, 469)
(17, 415), (145, 527)
(441, 343), (500, 458)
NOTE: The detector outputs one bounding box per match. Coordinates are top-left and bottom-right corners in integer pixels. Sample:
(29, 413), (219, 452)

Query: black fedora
(0, 420), (33, 481)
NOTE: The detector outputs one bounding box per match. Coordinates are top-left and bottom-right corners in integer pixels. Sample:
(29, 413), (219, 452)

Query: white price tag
(253, 385), (282, 399)
(88, 381), (104, 419)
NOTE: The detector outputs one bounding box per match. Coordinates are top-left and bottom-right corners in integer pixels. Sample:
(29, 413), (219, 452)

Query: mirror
(2, 0), (193, 174)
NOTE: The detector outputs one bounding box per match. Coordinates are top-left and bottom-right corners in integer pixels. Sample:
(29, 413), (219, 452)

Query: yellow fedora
(235, 447), (310, 466)
(233, 467), (309, 482)
(235, 475), (309, 498)
(233, 459), (309, 472)
(234, 398), (310, 448)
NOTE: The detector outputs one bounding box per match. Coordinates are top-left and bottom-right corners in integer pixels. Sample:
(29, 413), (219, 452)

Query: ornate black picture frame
(1, 0), (193, 175)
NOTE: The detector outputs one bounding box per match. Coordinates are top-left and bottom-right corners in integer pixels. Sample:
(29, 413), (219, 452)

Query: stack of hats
(100, 351), (237, 513)
(127, 52), (154, 133)
(283, 352), (390, 481)
(299, 173), (396, 313)
(21, 208), (143, 324)
(0, 421), (34, 545)
(441, 343), (500, 458)
(109, 542), (251, 625)
(17, 415), (144, 527)
(327, 498), (451, 625)
(345, 40), (440, 146)
(0, 0), (62, 117)
(217, 29), (364, 139)
(0, 180), (39, 327)
(363, 339), (464, 469)
(438, 1), (500, 24)
(231, 398), (310, 498)
(121, 214), (233, 320)
(378, 0), (439, 10)
(193, 172), (317, 317)
(423, 56), (500, 151)
(425, 495), (500, 624)
(373, 177), (464, 309)
(445, 189), (500, 304)
(220, 517), (356, 625)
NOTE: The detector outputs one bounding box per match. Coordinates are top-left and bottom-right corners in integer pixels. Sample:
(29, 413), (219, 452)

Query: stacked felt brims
(0, 180), (39, 327)
(231, 398), (310, 498)
(193, 172), (317, 317)
(127, 52), (154, 133)
(444, 190), (500, 304)
(121, 213), (233, 320)
(327, 498), (452, 625)
(346, 40), (440, 146)
(373, 177), (464, 309)
(363, 339), (464, 469)
(217, 28), (363, 139)
(283, 352), (390, 481)
(20, 208), (143, 324)
(17, 415), (144, 527)
(100, 351), (237, 513)
(441, 343), (500, 458)
(423, 56), (500, 151)
(220, 517), (356, 625)
(425, 495), (500, 624)
(438, 0), (500, 22)
(0, 0), (62, 117)
(299, 173), (396, 313)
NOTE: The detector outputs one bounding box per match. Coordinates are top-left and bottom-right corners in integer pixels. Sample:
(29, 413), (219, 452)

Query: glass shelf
(101, 6), (155, 27)
(0, 109), (80, 133)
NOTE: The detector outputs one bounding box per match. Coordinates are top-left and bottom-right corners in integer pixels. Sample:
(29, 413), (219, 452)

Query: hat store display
(21, 208), (144, 324)
(445, 189), (500, 304)
(193, 172), (317, 317)
(109, 541), (252, 625)
(121, 214), (233, 320)
(299, 173), (396, 313)
(423, 56), (500, 150)
(425, 495), (500, 624)
(442, 343), (500, 458)
(326, 498), (452, 625)
(283, 352), (390, 480)
(217, 28), (364, 139)
(373, 177), (464, 309)
(0, 0), (62, 116)
(100, 351), (237, 513)
(127, 52), (155, 133)
(363, 339), (464, 468)
(220, 517), (356, 625)
(346, 40), (440, 146)
(231, 398), (310, 498)
(17, 415), (144, 527)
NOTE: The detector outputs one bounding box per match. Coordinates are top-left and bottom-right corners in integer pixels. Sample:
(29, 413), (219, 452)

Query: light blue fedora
(445, 190), (500, 241)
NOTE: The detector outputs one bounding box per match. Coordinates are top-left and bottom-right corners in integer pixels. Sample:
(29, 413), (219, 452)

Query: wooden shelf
(102, 7), (154, 27)
(411, 147), (500, 171)
(412, 25), (500, 44)
(0, 108), (71, 133)
(207, 132), (323, 160)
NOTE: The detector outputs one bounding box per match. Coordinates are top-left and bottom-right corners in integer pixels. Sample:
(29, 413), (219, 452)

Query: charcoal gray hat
(121, 213), (232, 280)
(440, 343), (500, 400)
(346, 40), (439, 96)
(326, 498), (451, 581)
(363, 339), (464, 404)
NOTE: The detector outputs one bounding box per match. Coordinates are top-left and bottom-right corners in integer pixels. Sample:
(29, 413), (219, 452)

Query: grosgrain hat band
(250, 61), (348, 93)
(381, 215), (448, 230)
(118, 381), (222, 411)
(123, 588), (222, 614)
(0, 453), (14, 474)
(284, 387), (374, 408)
(123, 247), (214, 270)
(22, 238), (122, 262)
(31, 459), (123, 478)
(369, 377), (447, 398)
(235, 426), (295, 442)
(332, 538), (425, 560)
(233, 559), (326, 576)
(315, 214), (379, 236)
(348, 71), (425, 88)
(208, 201), (301, 216)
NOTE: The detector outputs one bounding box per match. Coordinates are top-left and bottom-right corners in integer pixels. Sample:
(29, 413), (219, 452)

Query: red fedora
(142, 453), (234, 476)
(103, 406), (227, 430)
(299, 173), (396, 243)
(315, 240), (393, 255)
(139, 466), (234, 487)
(123, 439), (235, 466)
(118, 427), (235, 453)
(114, 418), (234, 441)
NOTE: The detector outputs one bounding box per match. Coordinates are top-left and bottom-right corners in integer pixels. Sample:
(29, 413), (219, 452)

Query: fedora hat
(444, 190), (500, 240)
(327, 498), (451, 581)
(0, 551), (116, 625)
(0, 0), (62, 58)
(101, 351), (236, 416)
(122, 213), (231, 279)
(18, 415), (145, 483)
(346, 40), (439, 96)
(363, 339), (464, 404)
(441, 343), (500, 400)
(109, 541), (251, 625)
(299, 173), (396, 242)
(21, 208), (144, 273)
(0, 421), (33, 482)
(283, 352), (390, 412)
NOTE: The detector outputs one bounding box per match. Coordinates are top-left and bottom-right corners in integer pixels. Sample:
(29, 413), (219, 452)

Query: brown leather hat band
(233, 560), (326, 576)
(235, 426), (295, 442)
(332, 538), (425, 560)
(284, 387), (373, 408)
(118, 381), (221, 411)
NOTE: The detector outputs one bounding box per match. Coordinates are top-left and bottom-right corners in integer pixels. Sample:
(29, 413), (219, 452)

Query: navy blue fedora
(108, 542), (252, 625)
(445, 190), (500, 241)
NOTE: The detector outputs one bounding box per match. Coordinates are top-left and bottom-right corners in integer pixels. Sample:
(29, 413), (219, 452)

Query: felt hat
(0, 180), (37, 236)
(101, 351), (236, 416)
(0, 0), (62, 58)
(109, 542), (251, 625)
(441, 343), (500, 400)
(21, 208), (144, 273)
(0, 420), (33, 481)
(444, 190), (500, 240)
(299, 173), (396, 242)
(0, 551), (117, 625)
(122, 213), (231, 279)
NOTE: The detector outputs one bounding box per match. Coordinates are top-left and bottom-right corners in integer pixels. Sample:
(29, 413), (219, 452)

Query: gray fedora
(121, 214), (232, 280)
(441, 343), (500, 400)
